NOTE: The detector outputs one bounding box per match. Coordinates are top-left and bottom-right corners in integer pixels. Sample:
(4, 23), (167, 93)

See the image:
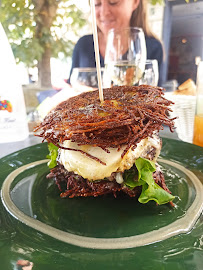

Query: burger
(35, 85), (175, 206)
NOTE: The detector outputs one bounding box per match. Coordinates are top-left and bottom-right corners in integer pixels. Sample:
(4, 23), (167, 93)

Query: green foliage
(150, 0), (197, 5)
(0, 0), (87, 67)
(124, 157), (175, 205)
(0, 0), (194, 68)
(150, 0), (165, 5)
(184, 0), (198, 2)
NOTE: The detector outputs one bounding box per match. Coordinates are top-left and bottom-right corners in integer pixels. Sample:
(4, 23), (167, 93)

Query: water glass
(193, 61), (203, 147)
(70, 67), (104, 92)
(139, 59), (159, 86)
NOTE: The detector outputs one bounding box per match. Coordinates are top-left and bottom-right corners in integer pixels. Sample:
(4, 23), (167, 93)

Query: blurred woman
(68, 0), (163, 85)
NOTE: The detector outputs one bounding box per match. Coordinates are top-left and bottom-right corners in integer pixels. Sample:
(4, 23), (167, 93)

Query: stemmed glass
(103, 27), (146, 87)
(139, 59), (159, 86)
(70, 67), (104, 92)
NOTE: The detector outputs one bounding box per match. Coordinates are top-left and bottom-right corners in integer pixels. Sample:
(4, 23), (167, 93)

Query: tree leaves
(0, 0), (86, 68)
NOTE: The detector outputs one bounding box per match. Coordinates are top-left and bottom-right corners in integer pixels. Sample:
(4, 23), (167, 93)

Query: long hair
(130, 0), (155, 38)
(130, 0), (164, 59)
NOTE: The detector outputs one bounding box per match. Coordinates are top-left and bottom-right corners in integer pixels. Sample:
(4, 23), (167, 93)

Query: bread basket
(165, 93), (196, 143)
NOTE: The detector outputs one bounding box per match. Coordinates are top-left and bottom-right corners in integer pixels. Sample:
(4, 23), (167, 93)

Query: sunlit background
(1, 0), (203, 112)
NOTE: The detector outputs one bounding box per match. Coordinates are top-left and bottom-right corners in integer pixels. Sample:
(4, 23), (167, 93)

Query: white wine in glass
(105, 61), (144, 86)
(104, 27), (146, 87)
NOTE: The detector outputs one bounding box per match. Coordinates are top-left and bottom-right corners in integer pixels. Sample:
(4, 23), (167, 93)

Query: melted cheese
(59, 134), (161, 181)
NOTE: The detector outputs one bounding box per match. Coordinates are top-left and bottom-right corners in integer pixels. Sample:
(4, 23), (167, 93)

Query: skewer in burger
(35, 85), (175, 206)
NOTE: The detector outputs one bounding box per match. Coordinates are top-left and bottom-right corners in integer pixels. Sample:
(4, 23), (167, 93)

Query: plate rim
(1, 158), (203, 250)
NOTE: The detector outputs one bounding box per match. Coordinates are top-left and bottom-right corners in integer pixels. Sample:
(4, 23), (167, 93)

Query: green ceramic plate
(0, 138), (203, 270)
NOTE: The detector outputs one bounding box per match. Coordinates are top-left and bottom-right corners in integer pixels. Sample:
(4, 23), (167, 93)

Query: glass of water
(104, 27), (146, 87)
(139, 59), (159, 86)
(70, 67), (104, 92)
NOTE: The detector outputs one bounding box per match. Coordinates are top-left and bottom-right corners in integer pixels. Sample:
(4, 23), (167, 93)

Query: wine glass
(70, 67), (104, 92)
(103, 27), (146, 87)
(139, 59), (159, 86)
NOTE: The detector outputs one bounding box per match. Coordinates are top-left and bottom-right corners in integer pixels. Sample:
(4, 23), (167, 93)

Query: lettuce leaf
(124, 157), (175, 205)
(123, 167), (144, 188)
(46, 143), (59, 168)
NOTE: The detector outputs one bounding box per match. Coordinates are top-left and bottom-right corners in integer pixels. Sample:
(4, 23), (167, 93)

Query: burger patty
(47, 163), (171, 199)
